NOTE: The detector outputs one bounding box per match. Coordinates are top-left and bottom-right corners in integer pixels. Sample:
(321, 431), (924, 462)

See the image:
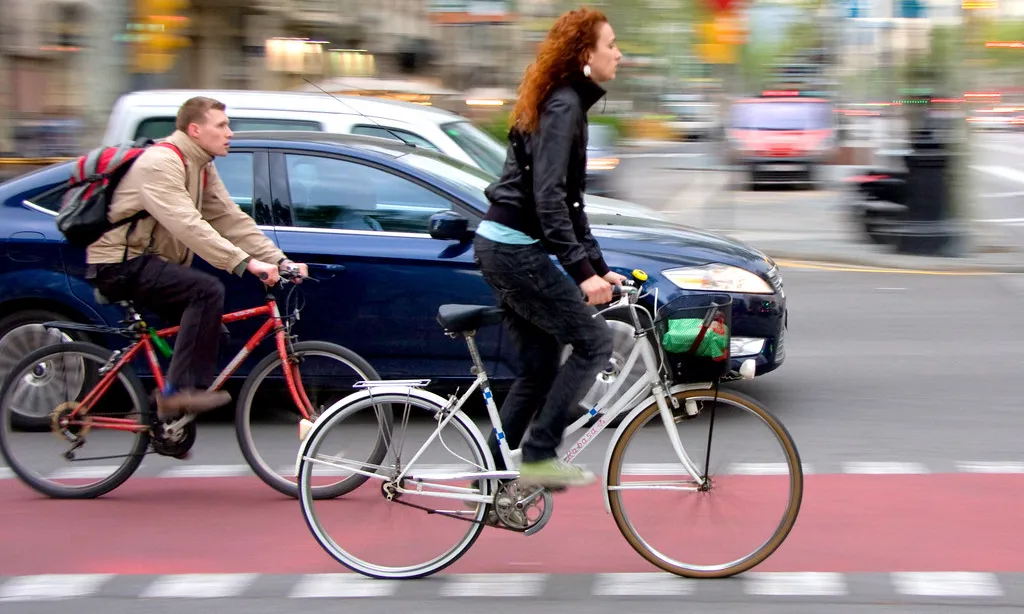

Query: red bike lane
(1, 472), (1022, 576)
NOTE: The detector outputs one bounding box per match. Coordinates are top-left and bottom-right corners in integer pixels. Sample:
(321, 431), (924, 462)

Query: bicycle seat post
(463, 330), (486, 377)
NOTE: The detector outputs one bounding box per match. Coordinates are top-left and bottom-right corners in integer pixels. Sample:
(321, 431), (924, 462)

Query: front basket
(655, 293), (733, 384)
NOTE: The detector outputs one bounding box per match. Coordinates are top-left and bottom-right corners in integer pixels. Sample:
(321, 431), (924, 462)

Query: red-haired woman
(473, 6), (625, 488)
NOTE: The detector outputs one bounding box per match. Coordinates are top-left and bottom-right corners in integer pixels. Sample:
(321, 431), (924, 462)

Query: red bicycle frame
(66, 296), (314, 433)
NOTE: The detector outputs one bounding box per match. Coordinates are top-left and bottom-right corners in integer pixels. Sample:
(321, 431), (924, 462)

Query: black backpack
(55, 138), (191, 249)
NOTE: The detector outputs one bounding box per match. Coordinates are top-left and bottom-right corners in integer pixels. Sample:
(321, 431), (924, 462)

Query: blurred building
(138, 0), (520, 91)
(2, 0), (126, 153)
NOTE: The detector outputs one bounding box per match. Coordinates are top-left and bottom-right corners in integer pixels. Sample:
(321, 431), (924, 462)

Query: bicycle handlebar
(582, 280), (640, 305)
(258, 263), (310, 285)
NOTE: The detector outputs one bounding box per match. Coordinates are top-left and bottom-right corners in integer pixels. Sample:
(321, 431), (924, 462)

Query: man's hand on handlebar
(247, 259), (280, 286)
(279, 260), (309, 284)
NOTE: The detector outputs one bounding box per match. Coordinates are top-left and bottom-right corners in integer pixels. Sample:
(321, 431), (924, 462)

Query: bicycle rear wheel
(235, 340), (389, 499)
(0, 341), (152, 499)
(607, 387), (803, 578)
(298, 390), (490, 579)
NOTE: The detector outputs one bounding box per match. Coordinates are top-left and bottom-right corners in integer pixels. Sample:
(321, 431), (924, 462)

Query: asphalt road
(4, 264), (1024, 611)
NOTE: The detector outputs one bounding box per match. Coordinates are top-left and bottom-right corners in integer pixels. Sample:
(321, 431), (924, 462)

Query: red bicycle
(0, 267), (391, 500)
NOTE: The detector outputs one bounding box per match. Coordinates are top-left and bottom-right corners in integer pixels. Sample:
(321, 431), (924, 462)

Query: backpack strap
(155, 141), (208, 190)
(120, 141), (207, 263)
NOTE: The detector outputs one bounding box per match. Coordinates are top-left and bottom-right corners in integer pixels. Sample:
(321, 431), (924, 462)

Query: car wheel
(0, 309), (85, 431)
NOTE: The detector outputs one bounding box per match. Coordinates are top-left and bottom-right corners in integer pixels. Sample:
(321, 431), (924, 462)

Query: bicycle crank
(51, 401), (91, 442)
(151, 419), (197, 460)
(493, 479), (554, 536)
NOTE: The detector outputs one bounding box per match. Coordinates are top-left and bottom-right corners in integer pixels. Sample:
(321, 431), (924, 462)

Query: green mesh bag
(661, 317), (729, 360)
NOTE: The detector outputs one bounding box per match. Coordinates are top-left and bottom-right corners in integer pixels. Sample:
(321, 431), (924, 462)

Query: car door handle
(307, 263), (346, 273)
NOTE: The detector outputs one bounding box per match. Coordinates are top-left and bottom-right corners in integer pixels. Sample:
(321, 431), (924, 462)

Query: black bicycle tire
(234, 340), (390, 499)
(0, 341), (152, 499)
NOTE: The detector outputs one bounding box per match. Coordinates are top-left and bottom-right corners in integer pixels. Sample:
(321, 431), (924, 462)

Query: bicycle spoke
(0, 342), (151, 499)
(298, 391), (490, 579)
(607, 389), (803, 578)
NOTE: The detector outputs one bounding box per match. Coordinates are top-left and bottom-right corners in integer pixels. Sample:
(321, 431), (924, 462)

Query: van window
(350, 125), (440, 151)
(440, 121), (506, 176)
(133, 117), (324, 140)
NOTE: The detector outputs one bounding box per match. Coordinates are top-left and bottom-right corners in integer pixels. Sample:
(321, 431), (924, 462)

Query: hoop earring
(583, 64), (591, 78)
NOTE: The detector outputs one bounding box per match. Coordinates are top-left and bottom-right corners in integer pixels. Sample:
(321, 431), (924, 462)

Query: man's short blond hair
(175, 96), (227, 132)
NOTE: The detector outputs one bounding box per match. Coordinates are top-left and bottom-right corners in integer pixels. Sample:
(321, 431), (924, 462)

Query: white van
(102, 88), (659, 220)
(102, 89), (509, 176)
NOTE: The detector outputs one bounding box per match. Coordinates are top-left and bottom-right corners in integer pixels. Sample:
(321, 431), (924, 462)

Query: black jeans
(473, 235), (614, 466)
(89, 255), (226, 392)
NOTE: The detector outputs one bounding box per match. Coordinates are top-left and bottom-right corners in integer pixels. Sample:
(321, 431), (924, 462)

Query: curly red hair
(510, 6), (608, 134)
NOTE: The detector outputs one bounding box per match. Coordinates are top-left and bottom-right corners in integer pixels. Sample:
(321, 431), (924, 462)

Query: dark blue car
(0, 132), (786, 428)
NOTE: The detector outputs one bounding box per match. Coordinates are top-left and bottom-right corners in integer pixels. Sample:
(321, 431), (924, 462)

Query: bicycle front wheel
(298, 390), (491, 579)
(0, 341), (152, 499)
(236, 340), (389, 499)
(607, 387), (803, 578)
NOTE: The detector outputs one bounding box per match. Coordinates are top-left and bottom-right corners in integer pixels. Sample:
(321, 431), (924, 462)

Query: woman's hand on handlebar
(580, 275), (613, 305)
(603, 271), (629, 286)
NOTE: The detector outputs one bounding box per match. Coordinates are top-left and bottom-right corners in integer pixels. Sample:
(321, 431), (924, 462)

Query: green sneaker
(518, 459), (596, 488)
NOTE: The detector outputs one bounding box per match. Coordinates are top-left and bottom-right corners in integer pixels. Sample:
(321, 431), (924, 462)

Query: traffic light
(695, 11), (746, 64)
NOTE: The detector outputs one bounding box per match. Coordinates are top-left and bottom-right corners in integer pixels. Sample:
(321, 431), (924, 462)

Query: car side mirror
(429, 211), (474, 242)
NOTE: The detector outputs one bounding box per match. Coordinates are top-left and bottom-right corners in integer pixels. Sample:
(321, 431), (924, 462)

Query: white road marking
(289, 574), (399, 598)
(0, 574), (113, 601)
(438, 573), (546, 597)
(745, 572), (848, 596)
(891, 572), (1003, 597)
(593, 572), (695, 596)
(139, 573), (258, 599)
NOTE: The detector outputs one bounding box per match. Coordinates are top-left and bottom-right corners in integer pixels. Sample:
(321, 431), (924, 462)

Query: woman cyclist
(474, 6), (626, 488)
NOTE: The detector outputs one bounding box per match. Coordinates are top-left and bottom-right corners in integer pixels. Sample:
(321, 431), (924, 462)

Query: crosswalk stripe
(438, 573), (546, 597)
(288, 574), (399, 598)
(139, 573), (258, 599)
(0, 574), (113, 601)
(593, 572), (695, 596)
(0, 572), (1013, 600)
(891, 572), (1003, 597)
(745, 572), (848, 596)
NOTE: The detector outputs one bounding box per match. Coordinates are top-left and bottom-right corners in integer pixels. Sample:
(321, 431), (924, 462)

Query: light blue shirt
(475, 220), (538, 245)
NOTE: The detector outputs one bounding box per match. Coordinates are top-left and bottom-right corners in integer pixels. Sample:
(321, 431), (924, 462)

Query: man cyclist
(85, 96), (308, 420)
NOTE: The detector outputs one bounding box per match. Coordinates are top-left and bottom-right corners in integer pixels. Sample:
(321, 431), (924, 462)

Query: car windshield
(440, 121), (507, 176)
(399, 150), (496, 197)
(730, 101), (833, 131)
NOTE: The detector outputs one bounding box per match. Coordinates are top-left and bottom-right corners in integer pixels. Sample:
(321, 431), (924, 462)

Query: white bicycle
(294, 280), (803, 580)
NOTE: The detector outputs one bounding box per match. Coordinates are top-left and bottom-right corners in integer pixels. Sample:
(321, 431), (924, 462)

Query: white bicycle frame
(296, 288), (737, 514)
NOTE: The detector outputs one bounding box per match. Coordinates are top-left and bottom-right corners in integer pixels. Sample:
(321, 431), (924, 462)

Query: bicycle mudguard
(41, 320), (134, 338)
(599, 381), (715, 514)
(293, 385), (496, 479)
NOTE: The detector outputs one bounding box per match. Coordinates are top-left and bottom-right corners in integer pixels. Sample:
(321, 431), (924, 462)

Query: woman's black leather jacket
(482, 74), (611, 284)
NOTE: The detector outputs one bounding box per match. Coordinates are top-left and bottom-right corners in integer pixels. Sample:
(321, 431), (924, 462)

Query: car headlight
(663, 264), (774, 294)
(587, 157), (619, 171)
